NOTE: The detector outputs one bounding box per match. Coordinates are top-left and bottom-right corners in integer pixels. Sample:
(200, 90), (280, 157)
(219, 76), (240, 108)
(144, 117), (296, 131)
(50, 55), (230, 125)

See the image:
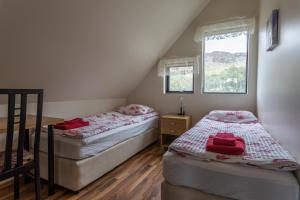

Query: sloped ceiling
(0, 0), (209, 102)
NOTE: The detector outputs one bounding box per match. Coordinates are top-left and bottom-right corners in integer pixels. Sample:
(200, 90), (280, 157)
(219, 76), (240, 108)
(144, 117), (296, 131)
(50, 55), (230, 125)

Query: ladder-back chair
(0, 89), (43, 200)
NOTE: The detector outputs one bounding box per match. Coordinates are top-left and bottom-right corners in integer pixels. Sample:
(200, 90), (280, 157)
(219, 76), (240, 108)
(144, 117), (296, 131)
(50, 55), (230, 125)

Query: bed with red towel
(37, 111), (159, 160)
(36, 105), (159, 161)
(31, 104), (160, 192)
(164, 110), (300, 200)
(52, 111), (158, 139)
(168, 110), (300, 171)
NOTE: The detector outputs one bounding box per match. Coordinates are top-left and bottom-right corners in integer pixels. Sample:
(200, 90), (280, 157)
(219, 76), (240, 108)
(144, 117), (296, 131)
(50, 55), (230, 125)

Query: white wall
(0, 98), (126, 119)
(257, 0), (300, 161)
(0, 0), (208, 102)
(0, 0), (210, 151)
(128, 0), (259, 124)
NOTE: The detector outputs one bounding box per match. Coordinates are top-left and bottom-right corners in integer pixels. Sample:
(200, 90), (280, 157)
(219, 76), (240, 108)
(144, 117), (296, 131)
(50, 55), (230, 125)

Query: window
(158, 57), (198, 93)
(165, 66), (194, 93)
(203, 31), (249, 94)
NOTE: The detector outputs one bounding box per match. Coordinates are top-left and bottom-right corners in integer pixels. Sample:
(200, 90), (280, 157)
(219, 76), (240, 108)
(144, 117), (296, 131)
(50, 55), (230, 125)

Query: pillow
(206, 110), (258, 124)
(118, 104), (154, 116)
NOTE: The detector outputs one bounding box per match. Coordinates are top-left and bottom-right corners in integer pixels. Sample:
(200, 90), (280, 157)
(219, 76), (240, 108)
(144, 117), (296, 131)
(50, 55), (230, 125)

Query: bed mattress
(163, 151), (299, 200)
(33, 116), (158, 160)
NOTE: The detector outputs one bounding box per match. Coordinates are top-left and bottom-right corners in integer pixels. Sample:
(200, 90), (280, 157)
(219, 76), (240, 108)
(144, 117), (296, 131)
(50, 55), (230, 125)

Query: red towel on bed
(215, 132), (234, 138)
(213, 137), (236, 146)
(212, 132), (242, 146)
(54, 118), (89, 130)
(206, 133), (245, 155)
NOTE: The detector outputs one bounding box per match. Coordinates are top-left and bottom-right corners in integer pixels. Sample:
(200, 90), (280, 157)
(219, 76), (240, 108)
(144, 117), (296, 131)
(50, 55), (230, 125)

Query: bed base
(161, 181), (232, 200)
(38, 128), (158, 191)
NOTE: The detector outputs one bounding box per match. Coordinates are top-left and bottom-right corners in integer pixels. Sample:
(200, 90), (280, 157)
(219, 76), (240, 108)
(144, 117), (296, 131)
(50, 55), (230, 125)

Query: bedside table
(160, 115), (192, 149)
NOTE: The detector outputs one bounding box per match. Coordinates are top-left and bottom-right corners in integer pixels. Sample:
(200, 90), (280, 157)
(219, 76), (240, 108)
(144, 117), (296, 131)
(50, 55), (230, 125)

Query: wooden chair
(0, 89), (43, 200)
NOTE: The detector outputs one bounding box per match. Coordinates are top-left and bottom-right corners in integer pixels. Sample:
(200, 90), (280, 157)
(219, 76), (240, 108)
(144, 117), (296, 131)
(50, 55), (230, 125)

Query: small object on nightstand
(160, 115), (192, 150)
(178, 96), (185, 116)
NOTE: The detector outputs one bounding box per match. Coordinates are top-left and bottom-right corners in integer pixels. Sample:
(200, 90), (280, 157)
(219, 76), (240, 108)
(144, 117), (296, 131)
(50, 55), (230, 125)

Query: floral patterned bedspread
(169, 117), (300, 171)
(56, 112), (158, 139)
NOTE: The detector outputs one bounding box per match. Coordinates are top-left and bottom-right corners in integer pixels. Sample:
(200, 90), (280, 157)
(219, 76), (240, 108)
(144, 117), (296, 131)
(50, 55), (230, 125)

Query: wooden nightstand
(160, 115), (192, 149)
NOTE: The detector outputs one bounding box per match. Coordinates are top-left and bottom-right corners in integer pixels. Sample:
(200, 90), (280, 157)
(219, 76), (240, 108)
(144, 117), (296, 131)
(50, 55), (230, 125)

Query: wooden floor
(0, 144), (164, 200)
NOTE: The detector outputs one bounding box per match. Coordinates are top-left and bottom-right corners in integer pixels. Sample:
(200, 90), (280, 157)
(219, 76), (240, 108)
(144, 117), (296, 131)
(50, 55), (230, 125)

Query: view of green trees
(204, 51), (247, 93)
(168, 67), (193, 92)
(167, 51), (247, 93)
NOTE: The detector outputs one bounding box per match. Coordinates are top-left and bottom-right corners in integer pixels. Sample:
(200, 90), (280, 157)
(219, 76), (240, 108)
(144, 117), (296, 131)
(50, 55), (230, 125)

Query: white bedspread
(169, 117), (300, 171)
(55, 112), (158, 139)
(35, 116), (158, 160)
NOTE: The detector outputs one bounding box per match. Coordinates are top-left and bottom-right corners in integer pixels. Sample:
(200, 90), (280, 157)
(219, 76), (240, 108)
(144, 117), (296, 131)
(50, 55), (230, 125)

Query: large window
(203, 31), (249, 94)
(165, 66), (194, 93)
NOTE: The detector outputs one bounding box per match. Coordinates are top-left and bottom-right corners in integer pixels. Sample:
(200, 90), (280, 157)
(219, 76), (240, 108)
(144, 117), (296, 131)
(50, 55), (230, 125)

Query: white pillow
(206, 110), (258, 123)
(118, 104), (154, 116)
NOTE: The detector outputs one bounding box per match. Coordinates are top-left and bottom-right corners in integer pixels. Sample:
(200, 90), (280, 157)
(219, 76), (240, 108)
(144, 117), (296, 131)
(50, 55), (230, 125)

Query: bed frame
(38, 128), (158, 191)
(161, 181), (232, 200)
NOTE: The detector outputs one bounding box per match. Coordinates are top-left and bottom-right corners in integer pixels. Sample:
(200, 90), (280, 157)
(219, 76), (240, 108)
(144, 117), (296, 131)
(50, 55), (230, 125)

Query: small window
(203, 31), (249, 94)
(165, 66), (194, 93)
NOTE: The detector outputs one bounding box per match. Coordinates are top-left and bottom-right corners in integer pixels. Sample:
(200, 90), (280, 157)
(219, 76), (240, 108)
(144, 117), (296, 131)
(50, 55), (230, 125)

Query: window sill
(165, 91), (194, 94)
(202, 92), (248, 95)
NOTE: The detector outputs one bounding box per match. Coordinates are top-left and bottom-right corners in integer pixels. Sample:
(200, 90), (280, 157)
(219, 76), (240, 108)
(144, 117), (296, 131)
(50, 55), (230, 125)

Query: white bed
(163, 151), (299, 200)
(35, 116), (158, 160)
(30, 112), (159, 191)
(162, 111), (300, 200)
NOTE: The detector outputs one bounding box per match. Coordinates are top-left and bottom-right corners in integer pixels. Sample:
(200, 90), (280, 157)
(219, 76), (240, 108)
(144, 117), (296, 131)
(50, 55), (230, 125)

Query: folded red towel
(216, 132), (234, 138)
(66, 118), (83, 123)
(54, 118), (89, 130)
(206, 136), (245, 155)
(213, 137), (236, 146)
(212, 132), (244, 146)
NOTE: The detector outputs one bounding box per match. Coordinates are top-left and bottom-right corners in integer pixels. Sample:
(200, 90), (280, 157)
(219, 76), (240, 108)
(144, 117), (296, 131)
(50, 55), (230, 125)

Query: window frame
(202, 32), (250, 94)
(165, 66), (194, 94)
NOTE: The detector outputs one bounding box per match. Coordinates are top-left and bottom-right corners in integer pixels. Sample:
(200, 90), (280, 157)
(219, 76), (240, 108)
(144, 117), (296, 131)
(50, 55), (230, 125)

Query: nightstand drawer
(161, 119), (187, 135)
(160, 115), (191, 149)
